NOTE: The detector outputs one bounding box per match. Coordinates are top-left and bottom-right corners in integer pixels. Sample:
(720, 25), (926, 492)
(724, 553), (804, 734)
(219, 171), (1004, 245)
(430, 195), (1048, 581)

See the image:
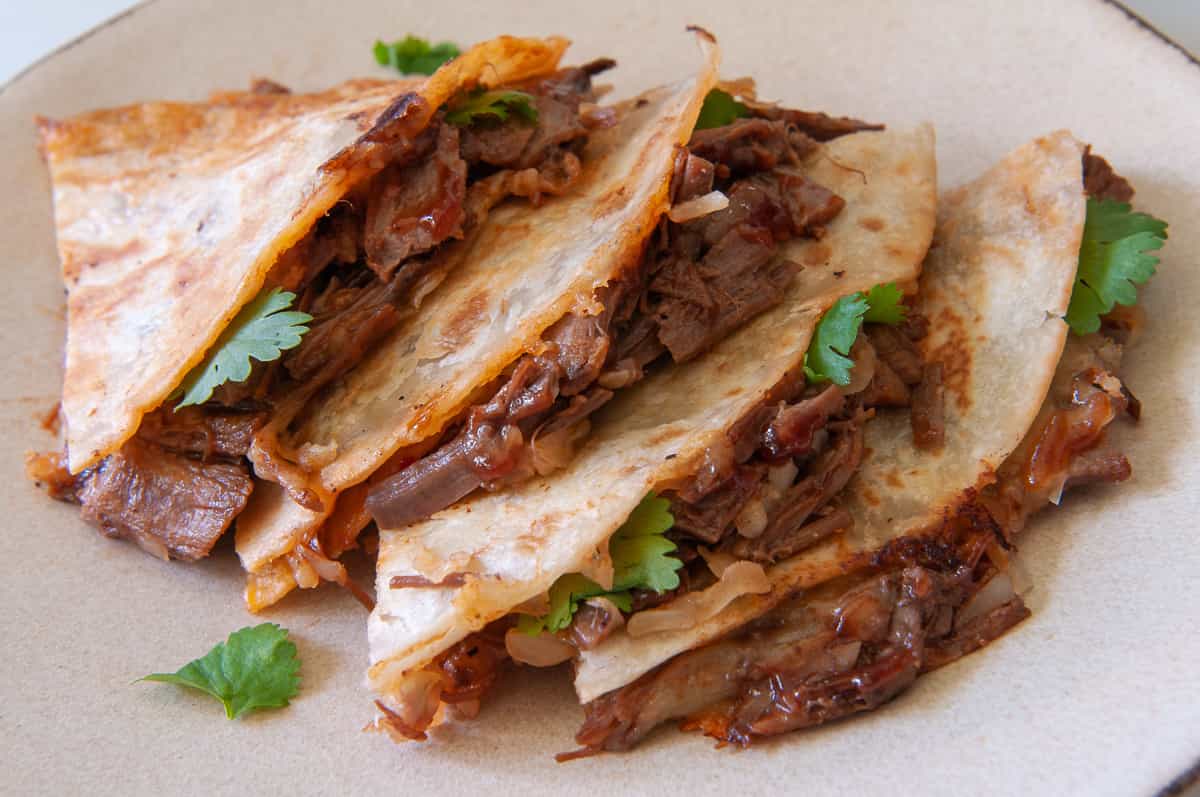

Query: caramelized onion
(530, 419), (591, 476)
(734, 498), (768, 538)
(667, 190), (729, 223)
(698, 547), (738, 577)
(626, 561), (770, 637)
(504, 627), (576, 667)
(956, 572), (1016, 629)
(842, 337), (878, 396)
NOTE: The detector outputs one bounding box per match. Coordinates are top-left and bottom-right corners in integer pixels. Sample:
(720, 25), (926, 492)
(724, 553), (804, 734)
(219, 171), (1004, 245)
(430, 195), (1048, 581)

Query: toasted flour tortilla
(39, 35), (569, 474)
(234, 33), (722, 606)
(367, 125), (938, 707)
(574, 130), (1086, 701)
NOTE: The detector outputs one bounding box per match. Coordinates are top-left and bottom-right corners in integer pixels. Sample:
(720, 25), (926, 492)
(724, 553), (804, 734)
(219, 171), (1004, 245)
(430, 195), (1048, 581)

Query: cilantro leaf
(694, 88), (750, 131)
(517, 495), (679, 634)
(175, 288), (311, 409)
(803, 292), (869, 386)
(140, 623), (300, 719)
(803, 283), (907, 385)
(610, 494), (681, 593)
(444, 89), (538, 127)
(373, 36), (461, 75)
(863, 282), (907, 325)
(517, 574), (634, 635)
(1065, 198), (1167, 335)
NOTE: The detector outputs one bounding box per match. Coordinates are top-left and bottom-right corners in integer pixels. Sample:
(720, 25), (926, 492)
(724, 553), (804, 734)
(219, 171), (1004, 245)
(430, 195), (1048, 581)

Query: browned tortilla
(574, 130), (1087, 700)
(367, 125), (938, 710)
(234, 33), (722, 609)
(40, 36), (569, 474)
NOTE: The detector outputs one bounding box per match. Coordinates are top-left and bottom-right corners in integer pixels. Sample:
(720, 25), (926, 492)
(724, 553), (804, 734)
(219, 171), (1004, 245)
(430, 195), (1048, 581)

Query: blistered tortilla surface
(41, 36), (568, 473)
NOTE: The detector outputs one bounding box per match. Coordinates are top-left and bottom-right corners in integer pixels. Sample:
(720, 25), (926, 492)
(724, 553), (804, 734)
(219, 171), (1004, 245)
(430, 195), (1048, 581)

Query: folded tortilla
(234, 32), (722, 608)
(573, 130), (1087, 700)
(367, 124), (938, 725)
(40, 35), (569, 475)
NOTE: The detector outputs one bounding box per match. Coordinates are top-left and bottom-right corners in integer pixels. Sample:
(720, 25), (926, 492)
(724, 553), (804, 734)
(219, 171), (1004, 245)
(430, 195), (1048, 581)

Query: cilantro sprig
(174, 287), (311, 409)
(445, 89), (538, 127)
(374, 36), (461, 75)
(140, 623), (301, 719)
(694, 89), (750, 131)
(804, 282), (907, 386)
(1065, 198), (1167, 335)
(517, 495), (681, 635)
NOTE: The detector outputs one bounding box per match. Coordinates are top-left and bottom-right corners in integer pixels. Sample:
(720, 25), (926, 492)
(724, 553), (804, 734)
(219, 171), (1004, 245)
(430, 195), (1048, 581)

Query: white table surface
(2, 0), (1198, 87)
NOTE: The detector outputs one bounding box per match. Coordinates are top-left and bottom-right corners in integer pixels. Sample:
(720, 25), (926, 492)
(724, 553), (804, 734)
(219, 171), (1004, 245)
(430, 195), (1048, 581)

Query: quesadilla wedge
(29, 35), (620, 561)
(564, 134), (1163, 754)
(367, 122), (939, 740)
(230, 33), (891, 612)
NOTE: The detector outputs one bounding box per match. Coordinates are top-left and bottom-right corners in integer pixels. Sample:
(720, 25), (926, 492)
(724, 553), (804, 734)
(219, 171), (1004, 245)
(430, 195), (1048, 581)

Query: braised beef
(865, 324), (924, 384)
(570, 540), (1023, 754)
(567, 599), (625, 650)
(364, 123), (468, 278)
(759, 385), (844, 460)
(731, 416), (864, 564)
(74, 438), (253, 561)
(136, 406), (267, 460)
(670, 464), (766, 544)
(369, 98), (850, 531)
(910, 362), (945, 450)
(688, 118), (811, 177)
(753, 106), (883, 142)
(1082, 146), (1134, 203)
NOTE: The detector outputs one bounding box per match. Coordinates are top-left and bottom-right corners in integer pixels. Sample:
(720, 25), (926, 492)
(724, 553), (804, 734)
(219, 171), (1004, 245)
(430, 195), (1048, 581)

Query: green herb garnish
(374, 36), (461, 75)
(444, 89), (538, 127)
(803, 282), (906, 386)
(140, 623), (301, 719)
(1065, 198), (1167, 335)
(694, 89), (750, 131)
(174, 287), (311, 409)
(518, 495), (680, 634)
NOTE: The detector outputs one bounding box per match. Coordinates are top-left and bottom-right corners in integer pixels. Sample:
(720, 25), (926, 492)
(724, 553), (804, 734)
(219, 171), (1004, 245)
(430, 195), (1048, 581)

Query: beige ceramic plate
(2, 1), (1198, 794)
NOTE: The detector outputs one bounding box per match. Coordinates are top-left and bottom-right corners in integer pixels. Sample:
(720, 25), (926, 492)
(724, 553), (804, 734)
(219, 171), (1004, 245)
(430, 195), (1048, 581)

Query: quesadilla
(367, 122), (939, 739)
(28, 35), (618, 562)
(368, 130), (1164, 753)
(228, 32), (889, 611)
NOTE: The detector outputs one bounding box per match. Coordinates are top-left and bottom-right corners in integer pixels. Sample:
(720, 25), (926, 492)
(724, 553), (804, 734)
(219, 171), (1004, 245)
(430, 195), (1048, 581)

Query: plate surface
(2, 1), (1198, 794)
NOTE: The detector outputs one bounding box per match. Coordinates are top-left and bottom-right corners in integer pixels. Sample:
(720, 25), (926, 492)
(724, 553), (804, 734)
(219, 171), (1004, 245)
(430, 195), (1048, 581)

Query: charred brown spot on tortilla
(926, 306), (972, 413)
(859, 216), (885, 232)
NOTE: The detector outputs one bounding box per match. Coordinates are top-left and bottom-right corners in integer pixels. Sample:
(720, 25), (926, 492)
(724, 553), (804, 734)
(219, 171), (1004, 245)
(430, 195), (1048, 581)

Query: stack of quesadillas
(29, 28), (1165, 756)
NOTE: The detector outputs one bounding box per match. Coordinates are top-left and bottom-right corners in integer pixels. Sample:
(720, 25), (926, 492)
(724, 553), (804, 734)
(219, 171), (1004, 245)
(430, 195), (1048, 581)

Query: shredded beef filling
(367, 103), (874, 529)
(37, 62), (615, 560)
(564, 156), (1145, 755)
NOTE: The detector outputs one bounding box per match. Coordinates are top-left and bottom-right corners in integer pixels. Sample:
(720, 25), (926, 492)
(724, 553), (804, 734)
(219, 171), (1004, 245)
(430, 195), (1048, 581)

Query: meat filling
(36, 61), (616, 559)
(367, 103), (874, 529)
(562, 156), (1145, 756)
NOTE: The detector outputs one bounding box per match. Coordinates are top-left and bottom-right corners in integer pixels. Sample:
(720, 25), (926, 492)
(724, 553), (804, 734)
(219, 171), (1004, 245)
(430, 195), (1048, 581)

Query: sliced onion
(390, 670), (447, 732)
(766, 461), (799, 495)
(828, 640), (863, 671)
(842, 337), (878, 396)
(734, 498), (768, 538)
(668, 190), (729, 224)
(530, 419), (590, 476)
(955, 572), (1016, 629)
(697, 547), (738, 578)
(286, 550), (320, 589)
(626, 561), (771, 638)
(504, 627), (576, 667)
